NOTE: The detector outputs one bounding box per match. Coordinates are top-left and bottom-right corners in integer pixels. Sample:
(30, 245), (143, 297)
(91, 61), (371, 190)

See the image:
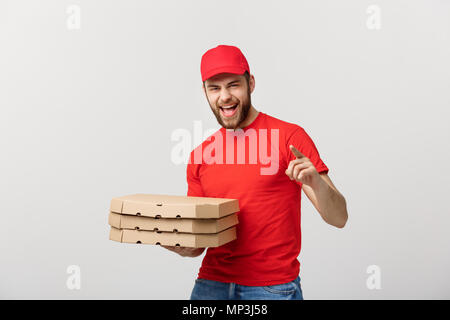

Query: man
(163, 45), (348, 300)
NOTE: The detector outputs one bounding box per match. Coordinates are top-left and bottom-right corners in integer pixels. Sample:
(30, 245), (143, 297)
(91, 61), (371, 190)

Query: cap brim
(202, 66), (247, 82)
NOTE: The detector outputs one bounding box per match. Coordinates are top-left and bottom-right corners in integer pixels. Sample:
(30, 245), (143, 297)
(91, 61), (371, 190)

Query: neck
(238, 105), (259, 129)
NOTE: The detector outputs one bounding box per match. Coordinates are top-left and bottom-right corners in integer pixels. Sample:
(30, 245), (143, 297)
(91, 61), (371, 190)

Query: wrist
(309, 171), (326, 191)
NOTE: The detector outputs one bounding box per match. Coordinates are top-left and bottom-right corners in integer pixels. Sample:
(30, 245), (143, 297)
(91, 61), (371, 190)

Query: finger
(292, 163), (310, 181)
(289, 145), (305, 159)
(297, 167), (314, 182)
(285, 160), (297, 179)
(285, 160), (295, 179)
(285, 158), (308, 178)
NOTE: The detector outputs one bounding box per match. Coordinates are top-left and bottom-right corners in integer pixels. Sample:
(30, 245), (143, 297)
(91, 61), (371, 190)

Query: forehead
(206, 73), (243, 85)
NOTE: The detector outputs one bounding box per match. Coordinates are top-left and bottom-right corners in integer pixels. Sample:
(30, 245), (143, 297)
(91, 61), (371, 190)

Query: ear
(249, 74), (255, 94)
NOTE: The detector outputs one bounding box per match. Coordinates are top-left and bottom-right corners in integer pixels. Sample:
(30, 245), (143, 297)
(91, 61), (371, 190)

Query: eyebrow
(206, 80), (241, 88)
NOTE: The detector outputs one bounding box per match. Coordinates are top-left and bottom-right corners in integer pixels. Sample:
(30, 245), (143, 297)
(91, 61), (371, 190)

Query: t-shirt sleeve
(286, 127), (329, 185)
(186, 152), (205, 197)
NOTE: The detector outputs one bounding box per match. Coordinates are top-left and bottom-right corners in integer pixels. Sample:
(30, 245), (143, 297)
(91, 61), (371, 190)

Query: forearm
(312, 178), (348, 228)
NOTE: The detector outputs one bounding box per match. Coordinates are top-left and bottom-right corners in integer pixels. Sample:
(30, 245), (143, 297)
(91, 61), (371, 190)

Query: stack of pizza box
(108, 194), (239, 248)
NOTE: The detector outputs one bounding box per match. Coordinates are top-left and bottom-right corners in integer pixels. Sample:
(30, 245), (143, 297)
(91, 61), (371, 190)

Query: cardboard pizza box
(109, 226), (237, 248)
(108, 211), (239, 234)
(110, 194), (240, 219)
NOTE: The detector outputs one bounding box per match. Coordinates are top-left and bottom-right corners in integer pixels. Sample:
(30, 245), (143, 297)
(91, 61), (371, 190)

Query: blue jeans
(190, 276), (303, 300)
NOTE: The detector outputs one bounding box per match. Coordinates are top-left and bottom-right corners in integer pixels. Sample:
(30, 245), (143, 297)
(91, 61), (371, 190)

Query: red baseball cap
(200, 45), (250, 82)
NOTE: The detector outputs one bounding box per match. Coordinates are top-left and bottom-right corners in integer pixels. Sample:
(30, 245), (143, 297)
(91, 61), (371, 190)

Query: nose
(218, 88), (233, 104)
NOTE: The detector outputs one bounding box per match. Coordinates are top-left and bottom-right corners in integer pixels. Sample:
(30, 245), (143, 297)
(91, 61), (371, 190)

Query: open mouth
(219, 104), (238, 117)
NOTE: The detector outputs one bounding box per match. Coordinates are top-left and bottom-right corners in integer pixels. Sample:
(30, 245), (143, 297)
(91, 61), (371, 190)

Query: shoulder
(262, 112), (305, 139)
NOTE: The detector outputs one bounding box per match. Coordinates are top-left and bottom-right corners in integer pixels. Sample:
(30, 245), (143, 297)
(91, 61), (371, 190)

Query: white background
(0, 0), (449, 299)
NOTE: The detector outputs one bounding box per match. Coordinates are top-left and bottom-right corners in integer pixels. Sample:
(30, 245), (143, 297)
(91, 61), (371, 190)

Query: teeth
(221, 104), (237, 109)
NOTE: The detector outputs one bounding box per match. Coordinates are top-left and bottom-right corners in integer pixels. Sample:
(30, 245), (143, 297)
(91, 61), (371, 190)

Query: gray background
(1, 0), (449, 299)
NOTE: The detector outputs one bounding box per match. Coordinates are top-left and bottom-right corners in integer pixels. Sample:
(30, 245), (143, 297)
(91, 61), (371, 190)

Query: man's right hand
(161, 245), (205, 257)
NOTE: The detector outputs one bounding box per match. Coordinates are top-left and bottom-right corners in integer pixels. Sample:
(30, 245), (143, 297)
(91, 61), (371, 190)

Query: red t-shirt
(186, 111), (329, 286)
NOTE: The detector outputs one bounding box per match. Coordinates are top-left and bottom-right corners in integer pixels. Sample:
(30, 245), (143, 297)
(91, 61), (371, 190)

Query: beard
(208, 85), (252, 131)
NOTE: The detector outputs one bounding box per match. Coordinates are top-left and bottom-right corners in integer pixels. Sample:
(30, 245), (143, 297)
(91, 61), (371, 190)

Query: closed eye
(209, 84), (239, 91)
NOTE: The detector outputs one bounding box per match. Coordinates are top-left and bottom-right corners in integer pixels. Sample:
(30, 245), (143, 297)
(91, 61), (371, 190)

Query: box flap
(121, 229), (196, 247)
(192, 213), (239, 233)
(109, 211), (239, 233)
(110, 198), (124, 214)
(108, 212), (122, 228)
(109, 194), (239, 218)
(196, 226), (237, 247)
(109, 227), (124, 242)
(111, 226), (237, 248)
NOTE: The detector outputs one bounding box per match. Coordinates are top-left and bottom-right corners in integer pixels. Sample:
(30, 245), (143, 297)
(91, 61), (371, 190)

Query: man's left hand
(285, 145), (322, 189)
